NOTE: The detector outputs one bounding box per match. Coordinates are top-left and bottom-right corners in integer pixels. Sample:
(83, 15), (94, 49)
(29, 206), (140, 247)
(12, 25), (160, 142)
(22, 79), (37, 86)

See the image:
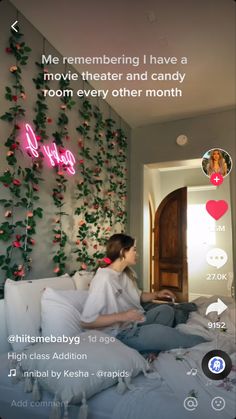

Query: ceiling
(11, 0), (235, 128)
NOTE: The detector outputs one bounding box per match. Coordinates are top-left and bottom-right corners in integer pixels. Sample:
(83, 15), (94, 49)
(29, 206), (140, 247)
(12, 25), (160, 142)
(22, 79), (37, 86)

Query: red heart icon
(206, 200), (228, 220)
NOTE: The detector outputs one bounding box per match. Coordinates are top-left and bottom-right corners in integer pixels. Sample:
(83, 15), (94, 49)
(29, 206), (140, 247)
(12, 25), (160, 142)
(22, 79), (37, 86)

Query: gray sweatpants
(116, 305), (206, 352)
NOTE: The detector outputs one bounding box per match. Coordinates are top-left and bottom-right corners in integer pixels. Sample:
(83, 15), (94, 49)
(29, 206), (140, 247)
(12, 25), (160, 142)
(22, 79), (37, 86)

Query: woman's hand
(154, 289), (176, 301)
(119, 309), (145, 323)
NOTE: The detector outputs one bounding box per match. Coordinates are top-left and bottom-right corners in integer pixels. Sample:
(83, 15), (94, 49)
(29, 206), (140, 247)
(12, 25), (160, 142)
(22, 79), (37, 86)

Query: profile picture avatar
(202, 148), (232, 178)
(202, 350), (232, 380)
(208, 356), (225, 374)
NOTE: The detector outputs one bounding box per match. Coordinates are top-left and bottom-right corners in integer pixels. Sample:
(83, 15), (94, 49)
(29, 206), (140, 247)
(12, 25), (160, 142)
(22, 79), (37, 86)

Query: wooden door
(153, 187), (188, 302)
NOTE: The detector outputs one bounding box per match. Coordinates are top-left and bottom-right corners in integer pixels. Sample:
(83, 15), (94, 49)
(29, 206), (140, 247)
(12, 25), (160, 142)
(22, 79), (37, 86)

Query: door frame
(142, 159), (202, 293)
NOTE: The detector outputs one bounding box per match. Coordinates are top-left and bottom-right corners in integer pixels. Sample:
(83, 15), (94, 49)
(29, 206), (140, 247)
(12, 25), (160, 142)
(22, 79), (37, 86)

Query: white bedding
(0, 295), (235, 419)
(111, 348), (236, 419)
(112, 295), (236, 419)
(0, 352), (152, 419)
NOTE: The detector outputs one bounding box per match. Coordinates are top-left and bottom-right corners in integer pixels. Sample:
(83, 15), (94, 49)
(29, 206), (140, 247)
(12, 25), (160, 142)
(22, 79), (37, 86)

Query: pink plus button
(210, 173), (224, 186)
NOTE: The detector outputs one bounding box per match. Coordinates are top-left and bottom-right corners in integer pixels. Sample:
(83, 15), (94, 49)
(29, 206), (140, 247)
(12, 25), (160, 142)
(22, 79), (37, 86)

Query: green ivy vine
(0, 26), (43, 296)
(74, 100), (128, 270)
(51, 78), (76, 275)
(0, 26), (128, 291)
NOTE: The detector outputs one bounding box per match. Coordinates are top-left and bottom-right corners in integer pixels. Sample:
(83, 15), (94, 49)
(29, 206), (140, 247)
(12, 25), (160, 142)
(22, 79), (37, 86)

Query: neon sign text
(24, 123), (76, 175)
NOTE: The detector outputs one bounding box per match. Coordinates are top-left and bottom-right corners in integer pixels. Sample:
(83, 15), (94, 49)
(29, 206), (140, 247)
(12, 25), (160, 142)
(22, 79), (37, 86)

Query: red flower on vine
(12, 240), (21, 248)
(14, 268), (25, 277)
(10, 143), (18, 150)
(13, 179), (21, 186)
(32, 184), (39, 191)
(18, 269), (25, 277)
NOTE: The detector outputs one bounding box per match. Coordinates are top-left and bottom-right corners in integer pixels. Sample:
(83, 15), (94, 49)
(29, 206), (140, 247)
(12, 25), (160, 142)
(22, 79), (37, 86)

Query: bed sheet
(0, 352), (154, 419)
(111, 348), (236, 419)
(111, 295), (236, 419)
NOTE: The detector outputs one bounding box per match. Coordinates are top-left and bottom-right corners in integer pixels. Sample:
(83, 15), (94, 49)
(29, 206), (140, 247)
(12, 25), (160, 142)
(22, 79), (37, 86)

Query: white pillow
(41, 288), (88, 337)
(5, 275), (75, 351)
(72, 271), (94, 290)
(21, 330), (148, 404)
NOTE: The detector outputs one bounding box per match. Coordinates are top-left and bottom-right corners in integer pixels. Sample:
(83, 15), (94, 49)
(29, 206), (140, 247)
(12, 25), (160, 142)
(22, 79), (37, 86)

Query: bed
(0, 275), (235, 419)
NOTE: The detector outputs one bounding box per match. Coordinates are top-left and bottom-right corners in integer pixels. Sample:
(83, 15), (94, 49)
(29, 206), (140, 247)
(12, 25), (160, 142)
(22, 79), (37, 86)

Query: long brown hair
(208, 149), (226, 173)
(101, 233), (137, 282)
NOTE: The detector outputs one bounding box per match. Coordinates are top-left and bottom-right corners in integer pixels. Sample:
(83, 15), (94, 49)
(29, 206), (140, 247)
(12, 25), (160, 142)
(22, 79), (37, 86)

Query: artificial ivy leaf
(0, 255), (6, 266)
(0, 112), (14, 122)
(74, 208), (82, 216)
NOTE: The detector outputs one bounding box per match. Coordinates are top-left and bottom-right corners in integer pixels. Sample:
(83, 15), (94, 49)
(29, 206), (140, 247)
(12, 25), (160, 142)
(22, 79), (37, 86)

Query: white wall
(143, 166), (161, 288)
(130, 110), (235, 293)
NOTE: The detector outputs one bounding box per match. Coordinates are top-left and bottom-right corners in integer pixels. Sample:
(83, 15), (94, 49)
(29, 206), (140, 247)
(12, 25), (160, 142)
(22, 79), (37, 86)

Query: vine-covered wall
(0, 3), (130, 296)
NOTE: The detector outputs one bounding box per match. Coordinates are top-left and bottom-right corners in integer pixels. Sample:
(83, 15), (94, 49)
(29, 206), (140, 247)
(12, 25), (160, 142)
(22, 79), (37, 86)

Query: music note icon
(186, 368), (197, 376)
(8, 369), (16, 377)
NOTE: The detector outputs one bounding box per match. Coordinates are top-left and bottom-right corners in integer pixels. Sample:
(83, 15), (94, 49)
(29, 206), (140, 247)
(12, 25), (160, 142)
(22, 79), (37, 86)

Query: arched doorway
(153, 187), (188, 302)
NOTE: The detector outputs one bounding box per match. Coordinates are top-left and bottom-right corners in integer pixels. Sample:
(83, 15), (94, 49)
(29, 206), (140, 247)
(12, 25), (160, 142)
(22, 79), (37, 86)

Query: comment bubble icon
(206, 248), (228, 269)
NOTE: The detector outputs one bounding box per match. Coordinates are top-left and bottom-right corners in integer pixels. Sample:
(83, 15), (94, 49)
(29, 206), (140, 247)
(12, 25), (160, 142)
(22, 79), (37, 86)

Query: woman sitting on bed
(81, 234), (206, 352)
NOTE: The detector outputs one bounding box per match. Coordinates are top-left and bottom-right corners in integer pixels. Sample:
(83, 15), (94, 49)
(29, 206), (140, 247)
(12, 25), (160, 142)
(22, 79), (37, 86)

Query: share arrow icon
(205, 298), (228, 316)
(11, 20), (18, 33)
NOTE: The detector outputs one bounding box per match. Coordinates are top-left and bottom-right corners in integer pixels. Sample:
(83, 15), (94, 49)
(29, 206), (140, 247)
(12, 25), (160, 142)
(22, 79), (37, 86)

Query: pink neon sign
(24, 123), (76, 175)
